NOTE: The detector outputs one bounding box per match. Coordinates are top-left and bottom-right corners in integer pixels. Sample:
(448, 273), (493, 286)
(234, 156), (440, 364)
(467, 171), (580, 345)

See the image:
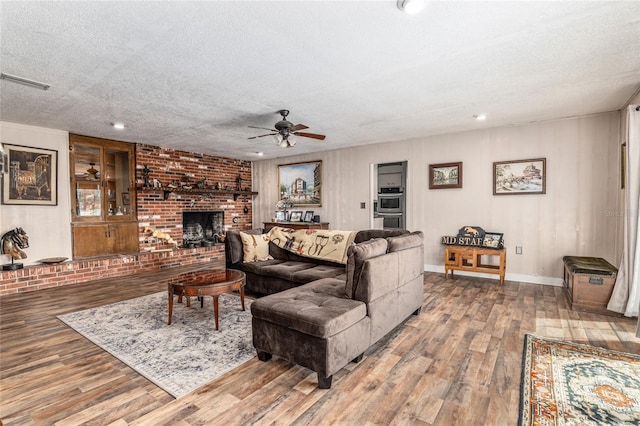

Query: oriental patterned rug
(58, 292), (254, 398)
(519, 334), (640, 425)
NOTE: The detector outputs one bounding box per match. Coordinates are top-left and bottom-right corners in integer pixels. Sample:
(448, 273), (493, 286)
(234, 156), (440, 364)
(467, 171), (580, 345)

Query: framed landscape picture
(429, 162), (462, 189)
(493, 158), (546, 195)
(2, 144), (58, 205)
(278, 160), (322, 207)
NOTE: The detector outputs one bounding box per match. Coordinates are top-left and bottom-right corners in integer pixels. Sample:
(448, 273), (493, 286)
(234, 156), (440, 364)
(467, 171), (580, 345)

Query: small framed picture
(275, 211), (287, 222)
(121, 192), (130, 206)
(429, 162), (462, 189)
(289, 211), (303, 222)
(482, 232), (504, 249)
(303, 211), (314, 222)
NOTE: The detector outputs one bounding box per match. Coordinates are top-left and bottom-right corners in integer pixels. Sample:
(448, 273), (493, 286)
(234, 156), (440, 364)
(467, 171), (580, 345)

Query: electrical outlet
(516, 246), (523, 255)
(360, 202), (366, 209)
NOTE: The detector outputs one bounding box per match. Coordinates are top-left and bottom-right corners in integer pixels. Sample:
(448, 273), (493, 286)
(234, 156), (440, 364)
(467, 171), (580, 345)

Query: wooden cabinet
(72, 222), (139, 258)
(444, 245), (506, 285)
(70, 134), (138, 258)
(263, 221), (330, 230)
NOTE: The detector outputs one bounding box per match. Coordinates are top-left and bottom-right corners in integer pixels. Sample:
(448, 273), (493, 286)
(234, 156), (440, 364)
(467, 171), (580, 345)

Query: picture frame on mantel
(429, 162), (462, 189)
(278, 160), (322, 207)
(493, 158), (546, 195)
(2, 144), (58, 205)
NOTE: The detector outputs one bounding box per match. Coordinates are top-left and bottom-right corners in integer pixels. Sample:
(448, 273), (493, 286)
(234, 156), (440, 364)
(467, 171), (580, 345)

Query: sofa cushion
(251, 278), (366, 338)
(240, 231), (273, 262)
(258, 261), (319, 281)
(234, 258), (286, 275)
(354, 229), (408, 243)
(387, 231), (424, 252)
(226, 229), (264, 265)
(292, 265), (346, 283)
(345, 238), (388, 298)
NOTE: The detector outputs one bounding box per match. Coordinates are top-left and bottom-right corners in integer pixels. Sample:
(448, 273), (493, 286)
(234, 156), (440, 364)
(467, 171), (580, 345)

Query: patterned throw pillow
(240, 232), (273, 262)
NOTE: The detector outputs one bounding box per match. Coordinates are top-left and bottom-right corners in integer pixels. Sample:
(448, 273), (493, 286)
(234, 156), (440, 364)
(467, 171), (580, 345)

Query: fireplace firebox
(182, 211), (224, 247)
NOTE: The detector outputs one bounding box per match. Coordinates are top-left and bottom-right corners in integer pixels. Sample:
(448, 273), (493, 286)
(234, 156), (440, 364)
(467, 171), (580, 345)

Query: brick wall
(1, 143), (254, 295)
(0, 246), (224, 295)
(135, 144), (254, 251)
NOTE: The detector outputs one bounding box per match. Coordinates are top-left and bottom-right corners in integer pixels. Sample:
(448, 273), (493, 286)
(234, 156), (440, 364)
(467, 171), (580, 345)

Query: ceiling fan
(248, 110), (326, 148)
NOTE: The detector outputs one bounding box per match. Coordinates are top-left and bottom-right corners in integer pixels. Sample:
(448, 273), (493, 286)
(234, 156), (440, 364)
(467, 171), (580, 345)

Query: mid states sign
(441, 226), (504, 249)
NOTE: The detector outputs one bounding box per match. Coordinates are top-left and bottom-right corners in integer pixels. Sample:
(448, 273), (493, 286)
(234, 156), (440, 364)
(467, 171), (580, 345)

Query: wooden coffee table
(167, 269), (246, 330)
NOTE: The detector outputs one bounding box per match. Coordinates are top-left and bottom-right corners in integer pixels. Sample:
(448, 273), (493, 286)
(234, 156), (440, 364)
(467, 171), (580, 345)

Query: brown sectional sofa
(225, 228), (424, 388)
(225, 228), (408, 295)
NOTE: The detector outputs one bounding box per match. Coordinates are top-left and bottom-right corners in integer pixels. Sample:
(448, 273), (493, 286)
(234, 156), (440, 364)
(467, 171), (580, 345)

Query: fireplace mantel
(139, 188), (258, 201)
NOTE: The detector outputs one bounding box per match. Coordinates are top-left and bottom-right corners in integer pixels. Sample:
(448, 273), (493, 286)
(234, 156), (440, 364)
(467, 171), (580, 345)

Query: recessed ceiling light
(397, 0), (425, 14)
(111, 122), (125, 130)
(473, 114), (487, 121)
(256, 152), (264, 156)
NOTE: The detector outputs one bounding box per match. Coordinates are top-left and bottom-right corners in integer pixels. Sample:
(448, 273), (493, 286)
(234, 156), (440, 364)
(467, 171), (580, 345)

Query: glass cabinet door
(73, 145), (102, 218)
(106, 147), (131, 218)
(70, 137), (136, 222)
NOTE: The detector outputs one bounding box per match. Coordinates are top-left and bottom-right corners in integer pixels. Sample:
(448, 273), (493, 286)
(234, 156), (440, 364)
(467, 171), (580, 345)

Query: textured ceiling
(1, 1), (639, 160)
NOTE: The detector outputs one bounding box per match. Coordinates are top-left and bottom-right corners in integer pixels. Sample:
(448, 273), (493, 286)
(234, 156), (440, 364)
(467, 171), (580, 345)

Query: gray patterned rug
(58, 292), (254, 398)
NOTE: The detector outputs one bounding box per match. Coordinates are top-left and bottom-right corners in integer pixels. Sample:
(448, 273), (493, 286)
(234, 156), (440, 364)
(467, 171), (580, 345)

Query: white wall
(253, 112), (622, 285)
(0, 122), (72, 265)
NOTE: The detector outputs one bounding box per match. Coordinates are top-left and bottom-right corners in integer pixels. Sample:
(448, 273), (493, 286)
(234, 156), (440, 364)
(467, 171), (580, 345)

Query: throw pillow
(240, 232), (273, 262)
(345, 238), (388, 298)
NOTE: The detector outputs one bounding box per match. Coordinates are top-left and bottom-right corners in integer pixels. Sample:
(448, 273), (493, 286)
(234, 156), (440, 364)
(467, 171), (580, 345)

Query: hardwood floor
(1, 269), (638, 425)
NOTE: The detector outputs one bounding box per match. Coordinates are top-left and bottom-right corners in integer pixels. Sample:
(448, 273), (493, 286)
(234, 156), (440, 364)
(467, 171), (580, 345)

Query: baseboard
(424, 264), (564, 287)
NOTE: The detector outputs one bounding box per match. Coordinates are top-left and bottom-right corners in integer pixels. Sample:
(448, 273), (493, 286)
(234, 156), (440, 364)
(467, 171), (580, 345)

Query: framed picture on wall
(429, 162), (462, 189)
(2, 144), (58, 205)
(278, 160), (322, 207)
(493, 158), (546, 195)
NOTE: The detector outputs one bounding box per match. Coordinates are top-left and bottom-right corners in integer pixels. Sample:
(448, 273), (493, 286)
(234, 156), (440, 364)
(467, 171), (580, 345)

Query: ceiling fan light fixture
(273, 134), (283, 145)
(288, 134), (297, 147)
(397, 0), (425, 14)
(87, 162), (99, 176)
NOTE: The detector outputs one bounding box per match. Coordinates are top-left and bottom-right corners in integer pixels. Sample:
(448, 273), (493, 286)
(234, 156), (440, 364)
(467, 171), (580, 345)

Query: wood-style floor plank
(1, 269), (639, 425)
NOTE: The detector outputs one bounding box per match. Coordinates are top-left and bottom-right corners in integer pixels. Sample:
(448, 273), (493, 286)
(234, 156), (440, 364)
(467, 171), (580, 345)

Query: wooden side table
(444, 245), (506, 285)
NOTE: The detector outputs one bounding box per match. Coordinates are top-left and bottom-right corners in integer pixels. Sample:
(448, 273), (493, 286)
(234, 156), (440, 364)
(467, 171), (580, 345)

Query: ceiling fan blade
(248, 133), (277, 140)
(294, 132), (326, 140)
(248, 125), (277, 132)
(289, 124), (309, 132)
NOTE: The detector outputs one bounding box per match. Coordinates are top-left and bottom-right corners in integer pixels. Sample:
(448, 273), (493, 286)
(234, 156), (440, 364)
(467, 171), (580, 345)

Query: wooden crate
(563, 256), (618, 315)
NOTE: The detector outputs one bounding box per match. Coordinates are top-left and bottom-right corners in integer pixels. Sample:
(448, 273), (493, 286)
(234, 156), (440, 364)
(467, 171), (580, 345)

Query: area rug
(58, 292), (254, 398)
(519, 334), (640, 425)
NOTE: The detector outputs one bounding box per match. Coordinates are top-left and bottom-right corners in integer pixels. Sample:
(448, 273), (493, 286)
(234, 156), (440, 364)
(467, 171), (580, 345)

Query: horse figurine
(1, 227), (29, 260)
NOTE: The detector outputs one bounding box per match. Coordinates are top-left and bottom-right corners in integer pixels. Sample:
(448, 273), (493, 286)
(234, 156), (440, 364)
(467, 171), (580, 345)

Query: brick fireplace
(182, 211), (225, 247)
(136, 143), (254, 251)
